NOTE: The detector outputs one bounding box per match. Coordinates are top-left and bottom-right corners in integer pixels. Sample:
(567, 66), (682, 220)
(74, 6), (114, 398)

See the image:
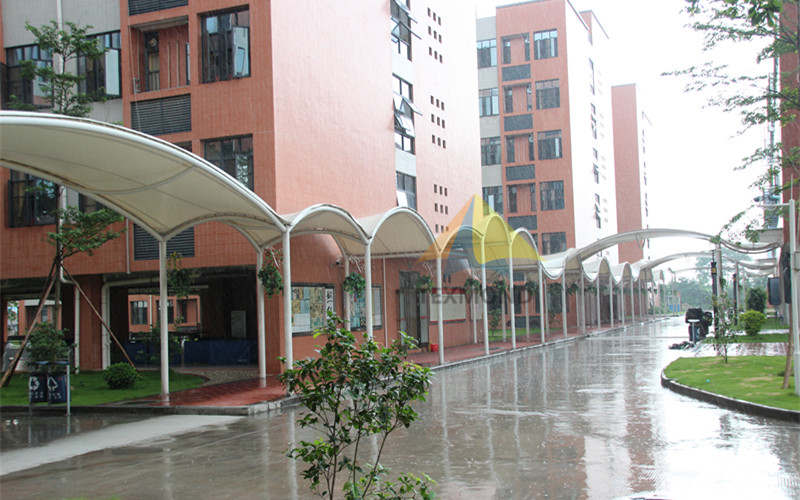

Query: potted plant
(343, 272), (366, 298)
(416, 275), (434, 292)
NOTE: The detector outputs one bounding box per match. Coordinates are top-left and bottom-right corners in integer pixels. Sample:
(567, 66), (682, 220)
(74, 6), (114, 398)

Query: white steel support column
(282, 231), (293, 369)
(538, 265), (545, 344)
(630, 280), (635, 323)
(365, 241), (373, 339)
(508, 244), (516, 350)
(481, 241), (490, 356)
(158, 240), (169, 396)
(561, 273), (567, 337)
(436, 257), (444, 365)
(580, 273), (586, 332)
(621, 280), (626, 327)
(256, 250), (266, 381)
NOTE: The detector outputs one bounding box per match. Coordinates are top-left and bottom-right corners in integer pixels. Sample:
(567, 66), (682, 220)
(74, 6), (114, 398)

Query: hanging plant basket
(343, 272), (366, 298)
(416, 275), (434, 292)
(492, 278), (509, 295)
(463, 277), (482, 297)
(523, 280), (538, 296)
(566, 283), (579, 296)
(258, 262), (284, 297)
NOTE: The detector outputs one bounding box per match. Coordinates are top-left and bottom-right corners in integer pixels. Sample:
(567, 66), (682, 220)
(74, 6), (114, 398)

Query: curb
(660, 372), (800, 424)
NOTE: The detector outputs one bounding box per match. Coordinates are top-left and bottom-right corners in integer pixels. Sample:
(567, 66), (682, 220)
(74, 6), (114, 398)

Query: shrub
(739, 310), (767, 336)
(26, 322), (71, 367)
(103, 363), (139, 389)
(745, 287), (767, 314)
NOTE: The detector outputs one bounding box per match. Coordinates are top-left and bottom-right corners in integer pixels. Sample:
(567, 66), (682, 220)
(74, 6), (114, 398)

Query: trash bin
(47, 361), (70, 404)
(688, 319), (701, 342)
(28, 361), (49, 404)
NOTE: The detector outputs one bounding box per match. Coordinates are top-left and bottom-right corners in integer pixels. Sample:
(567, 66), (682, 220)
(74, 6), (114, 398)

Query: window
(591, 115), (597, 139)
(391, 0), (417, 61)
(479, 88), (499, 116)
(533, 30), (557, 60)
(397, 172), (417, 210)
(593, 164), (600, 184)
(541, 232), (566, 255)
(506, 133), (534, 163)
(130, 300), (148, 325)
(201, 7), (250, 83)
(145, 32), (160, 91)
(477, 39), (497, 68)
(535, 79), (559, 109)
(482, 186), (503, 216)
(204, 135), (254, 189)
(8, 171), (57, 227)
(501, 33), (530, 64)
(508, 185), (518, 214)
(503, 83), (531, 113)
(79, 194), (106, 214)
(156, 300), (175, 325)
(589, 59), (595, 95)
(394, 75), (420, 154)
(540, 181), (564, 211)
(78, 31), (121, 99)
(529, 183), (537, 211)
(481, 137), (501, 166)
(538, 130), (562, 160)
(5, 44), (52, 108)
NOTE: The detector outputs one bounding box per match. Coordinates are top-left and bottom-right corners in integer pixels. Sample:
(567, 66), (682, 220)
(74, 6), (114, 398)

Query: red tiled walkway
(124, 321), (627, 409)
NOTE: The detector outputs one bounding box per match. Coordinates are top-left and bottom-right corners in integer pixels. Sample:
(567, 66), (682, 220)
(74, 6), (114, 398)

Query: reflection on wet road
(2, 318), (798, 499)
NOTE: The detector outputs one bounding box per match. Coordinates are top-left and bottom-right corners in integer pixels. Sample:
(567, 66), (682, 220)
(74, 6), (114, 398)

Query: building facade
(612, 83), (651, 264)
(477, 0), (621, 263)
(0, 0), (481, 372)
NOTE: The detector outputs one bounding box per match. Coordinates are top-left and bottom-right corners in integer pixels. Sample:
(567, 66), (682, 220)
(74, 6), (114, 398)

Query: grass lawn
(733, 333), (789, 343)
(0, 369), (204, 406)
(664, 356), (798, 412)
(760, 316), (788, 330)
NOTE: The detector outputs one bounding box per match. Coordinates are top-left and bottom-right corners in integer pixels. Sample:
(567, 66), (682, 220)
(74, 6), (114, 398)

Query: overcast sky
(475, 0), (773, 275)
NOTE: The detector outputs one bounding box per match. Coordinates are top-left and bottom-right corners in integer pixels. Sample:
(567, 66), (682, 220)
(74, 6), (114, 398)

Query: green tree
(9, 21), (107, 115)
(746, 286), (768, 311)
(674, 277), (712, 309)
(279, 314), (434, 499)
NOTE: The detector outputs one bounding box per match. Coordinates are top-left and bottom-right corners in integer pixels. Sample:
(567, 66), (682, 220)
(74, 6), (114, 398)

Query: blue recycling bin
(28, 362), (49, 404)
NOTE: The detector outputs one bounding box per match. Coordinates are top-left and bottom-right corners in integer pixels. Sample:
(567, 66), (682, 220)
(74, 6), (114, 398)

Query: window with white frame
(391, 0), (417, 61)
(482, 186), (503, 216)
(396, 172), (417, 210)
(479, 88), (499, 116)
(481, 137), (502, 166)
(477, 39), (497, 68)
(533, 29), (557, 59)
(394, 74), (420, 154)
(78, 31), (121, 99)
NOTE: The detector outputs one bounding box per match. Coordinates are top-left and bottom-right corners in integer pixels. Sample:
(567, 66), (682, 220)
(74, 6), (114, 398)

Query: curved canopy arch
(0, 111), (286, 245)
(357, 207), (437, 258)
(281, 203), (367, 246)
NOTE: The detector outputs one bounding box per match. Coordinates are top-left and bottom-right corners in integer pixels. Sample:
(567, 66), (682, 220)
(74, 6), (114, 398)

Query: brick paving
(123, 322), (617, 409)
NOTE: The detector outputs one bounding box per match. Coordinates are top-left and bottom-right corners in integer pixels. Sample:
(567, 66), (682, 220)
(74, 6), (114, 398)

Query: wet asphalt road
(1, 317), (798, 499)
